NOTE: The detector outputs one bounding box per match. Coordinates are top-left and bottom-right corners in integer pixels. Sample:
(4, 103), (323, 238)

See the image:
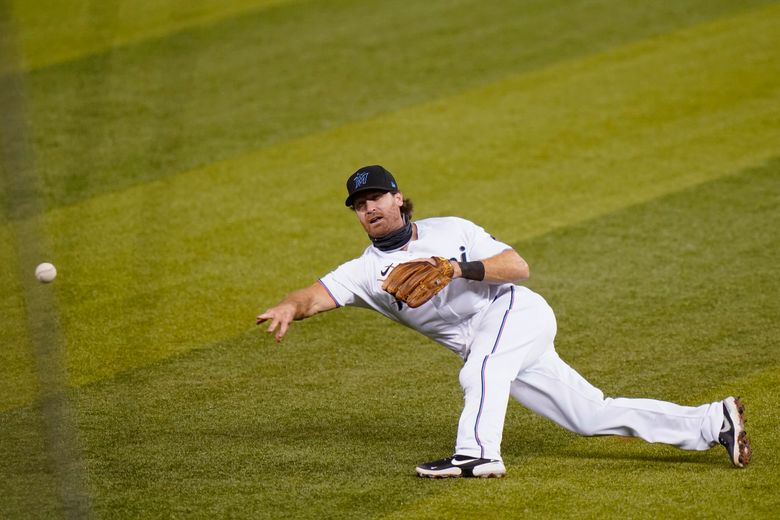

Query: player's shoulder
(328, 246), (379, 283)
(416, 215), (475, 231)
(332, 243), (374, 267)
(347, 244), (381, 266)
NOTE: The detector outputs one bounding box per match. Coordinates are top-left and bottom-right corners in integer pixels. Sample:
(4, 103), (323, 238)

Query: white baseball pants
(455, 285), (724, 461)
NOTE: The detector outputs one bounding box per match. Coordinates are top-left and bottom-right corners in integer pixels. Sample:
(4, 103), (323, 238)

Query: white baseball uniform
(320, 217), (723, 460)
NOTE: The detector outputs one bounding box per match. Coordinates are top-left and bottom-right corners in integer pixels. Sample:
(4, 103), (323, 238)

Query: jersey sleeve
(318, 258), (371, 309)
(463, 218), (513, 260)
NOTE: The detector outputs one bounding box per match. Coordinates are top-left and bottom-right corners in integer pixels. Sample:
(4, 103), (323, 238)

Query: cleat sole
(732, 397), (752, 468)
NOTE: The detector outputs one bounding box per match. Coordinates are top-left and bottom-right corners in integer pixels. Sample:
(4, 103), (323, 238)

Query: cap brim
(344, 186), (393, 207)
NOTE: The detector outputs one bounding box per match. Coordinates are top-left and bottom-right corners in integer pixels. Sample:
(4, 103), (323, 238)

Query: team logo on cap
(354, 171), (370, 189)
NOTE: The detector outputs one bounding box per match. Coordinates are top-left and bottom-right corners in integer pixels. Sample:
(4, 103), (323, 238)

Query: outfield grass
(2, 0), (779, 518)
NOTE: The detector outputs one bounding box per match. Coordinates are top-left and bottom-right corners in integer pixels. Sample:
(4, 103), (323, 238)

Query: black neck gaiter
(371, 217), (413, 252)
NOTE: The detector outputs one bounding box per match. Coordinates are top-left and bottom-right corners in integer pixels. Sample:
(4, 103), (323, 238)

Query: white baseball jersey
(319, 217), (511, 359)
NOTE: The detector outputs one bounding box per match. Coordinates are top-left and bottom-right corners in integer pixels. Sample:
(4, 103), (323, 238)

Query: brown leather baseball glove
(382, 256), (455, 308)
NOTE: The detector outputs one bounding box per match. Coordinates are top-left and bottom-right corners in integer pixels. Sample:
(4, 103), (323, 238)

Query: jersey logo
(380, 264), (393, 276)
(353, 171), (370, 189)
(448, 246), (468, 263)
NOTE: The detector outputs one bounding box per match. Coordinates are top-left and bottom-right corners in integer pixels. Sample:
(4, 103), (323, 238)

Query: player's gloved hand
(382, 256), (455, 308)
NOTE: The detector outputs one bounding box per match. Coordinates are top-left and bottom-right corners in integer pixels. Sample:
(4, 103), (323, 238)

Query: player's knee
(571, 398), (610, 436)
(574, 423), (601, 437)
(458, 363), (481, 390)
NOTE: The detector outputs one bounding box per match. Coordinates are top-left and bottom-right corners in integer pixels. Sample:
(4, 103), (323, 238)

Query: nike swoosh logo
(451, 457), (478, 466)
(380, 265), (393, 276)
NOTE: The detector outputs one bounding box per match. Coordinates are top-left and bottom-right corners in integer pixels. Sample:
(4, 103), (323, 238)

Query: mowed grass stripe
(3, 160), (775, 518)
(4, 2), (771, 393)
(22, 0), (774, 209)
(11, 0), (299, 70)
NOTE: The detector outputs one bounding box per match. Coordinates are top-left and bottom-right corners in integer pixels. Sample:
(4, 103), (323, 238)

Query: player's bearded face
(353, 191), (405, 238)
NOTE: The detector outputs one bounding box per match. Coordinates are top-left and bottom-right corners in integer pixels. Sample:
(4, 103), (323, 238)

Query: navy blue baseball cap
(344, 165), (399, 207)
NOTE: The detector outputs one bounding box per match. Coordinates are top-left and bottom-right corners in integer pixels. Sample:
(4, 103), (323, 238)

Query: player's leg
(416, 286), (555, 478)
(415, 349), (516, 478)
(510, 350), (723, 450)
(420, 287), (551, 472)
(455, 286), (556, 460)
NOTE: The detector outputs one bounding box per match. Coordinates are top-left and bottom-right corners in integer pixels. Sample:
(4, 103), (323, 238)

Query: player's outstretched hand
(256, 303), (296, 342)
(256, 282), (339, 342)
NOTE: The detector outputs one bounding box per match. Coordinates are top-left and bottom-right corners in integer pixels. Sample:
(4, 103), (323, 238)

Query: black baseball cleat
(416, 455), (506, 478)
(719, 396), (752, 468)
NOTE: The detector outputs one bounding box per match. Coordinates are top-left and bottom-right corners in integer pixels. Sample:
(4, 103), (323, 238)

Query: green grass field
(2, 0), (779, 518)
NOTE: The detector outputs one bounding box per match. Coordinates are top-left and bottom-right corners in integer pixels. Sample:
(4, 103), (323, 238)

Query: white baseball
(35, 262), (57, 283)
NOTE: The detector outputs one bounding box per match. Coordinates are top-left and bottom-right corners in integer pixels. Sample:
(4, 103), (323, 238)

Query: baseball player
(257, 165), (752, 478)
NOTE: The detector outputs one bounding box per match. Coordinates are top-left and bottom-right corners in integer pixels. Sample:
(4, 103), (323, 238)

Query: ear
(393, 192), (404, 207)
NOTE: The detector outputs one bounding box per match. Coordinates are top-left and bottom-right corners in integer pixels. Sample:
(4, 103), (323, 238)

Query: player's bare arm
(256, 282), (337, 342)
(461, 248), (528, 284)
